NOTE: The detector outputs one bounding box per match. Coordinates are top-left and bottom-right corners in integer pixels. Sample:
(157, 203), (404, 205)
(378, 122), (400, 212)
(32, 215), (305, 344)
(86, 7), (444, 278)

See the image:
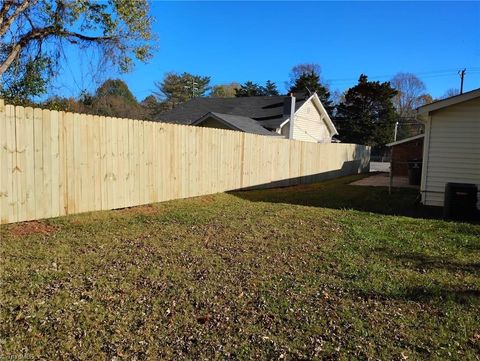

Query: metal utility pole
(389, 120), (399, 195)
(458, 69), (466, 94)
(394, 121), (399, 142)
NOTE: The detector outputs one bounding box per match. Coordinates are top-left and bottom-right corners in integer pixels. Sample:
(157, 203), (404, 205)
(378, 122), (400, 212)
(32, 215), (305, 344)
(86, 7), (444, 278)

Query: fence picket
(0, 100), (370, 224)
(50, 110), (60, 218)
(58, 111), (67, 216)
(0, 100), (8, 223)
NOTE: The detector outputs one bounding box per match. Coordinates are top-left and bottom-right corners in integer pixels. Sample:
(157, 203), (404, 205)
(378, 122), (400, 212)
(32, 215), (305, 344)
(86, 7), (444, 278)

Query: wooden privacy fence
(0, 100), (370, 224)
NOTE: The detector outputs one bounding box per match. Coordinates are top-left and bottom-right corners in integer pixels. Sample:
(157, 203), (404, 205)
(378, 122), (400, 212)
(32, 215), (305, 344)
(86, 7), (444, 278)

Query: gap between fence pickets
(0, 100), (370, 224)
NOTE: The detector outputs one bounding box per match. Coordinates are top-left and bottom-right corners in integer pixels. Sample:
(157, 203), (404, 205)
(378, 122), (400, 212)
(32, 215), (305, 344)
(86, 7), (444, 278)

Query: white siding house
(158, 93), (338, 143)
(418, 89), (480, 207)
(279, 93), (337, 143)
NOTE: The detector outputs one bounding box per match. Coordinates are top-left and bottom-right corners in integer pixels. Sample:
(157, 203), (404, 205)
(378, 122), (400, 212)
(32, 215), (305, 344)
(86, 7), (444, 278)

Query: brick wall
(391, 138), (424, 176)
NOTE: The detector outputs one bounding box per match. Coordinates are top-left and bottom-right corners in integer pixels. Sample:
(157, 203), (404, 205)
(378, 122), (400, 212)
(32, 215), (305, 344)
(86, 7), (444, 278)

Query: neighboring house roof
(156, 93), (338, 141)
(192, 112), (278, 137)
(386, 134), (424, 147)
(156, 95), (309, 129)
(417, 88), (480, 115)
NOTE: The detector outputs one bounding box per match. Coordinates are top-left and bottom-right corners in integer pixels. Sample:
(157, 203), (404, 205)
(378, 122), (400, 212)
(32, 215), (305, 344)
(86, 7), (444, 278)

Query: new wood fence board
(64, 112), (75, 214)
(5, 105), (17, 223)
(99, 116), (107, 210)
(14, 106), (27, 221)
(0, 100), (8, 223)
(58, 111), (67, 216)
(93, 115), (102, 211)
(0, 100), (370, 224)
(73, 113), (82, 214)
(50, 110), (60, 218)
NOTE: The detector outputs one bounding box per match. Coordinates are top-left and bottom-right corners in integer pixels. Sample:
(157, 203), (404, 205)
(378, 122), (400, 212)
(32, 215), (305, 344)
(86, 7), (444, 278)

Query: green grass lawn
(1, 174), (479, 360)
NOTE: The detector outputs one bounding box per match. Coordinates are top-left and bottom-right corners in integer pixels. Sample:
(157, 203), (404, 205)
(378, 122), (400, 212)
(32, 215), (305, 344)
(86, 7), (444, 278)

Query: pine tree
(289, 71), (333, 114)
(264, 80), (279, 96)
(335, 74), (398, 147)
(155, 72), (211, 108)
(235, 81), (266, 97)
(235, 80), (279, 97)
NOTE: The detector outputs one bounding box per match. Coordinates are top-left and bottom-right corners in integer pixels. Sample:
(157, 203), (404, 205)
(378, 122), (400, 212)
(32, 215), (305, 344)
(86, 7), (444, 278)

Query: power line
(46, 67), (480, 99)
(124, 68), (480, 89)
(327, 69), (480, 85)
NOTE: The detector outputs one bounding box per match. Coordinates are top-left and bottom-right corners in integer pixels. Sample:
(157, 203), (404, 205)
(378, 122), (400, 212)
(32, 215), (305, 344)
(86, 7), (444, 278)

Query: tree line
(0, 1), (461, 150)
(4, 64), (445, 148)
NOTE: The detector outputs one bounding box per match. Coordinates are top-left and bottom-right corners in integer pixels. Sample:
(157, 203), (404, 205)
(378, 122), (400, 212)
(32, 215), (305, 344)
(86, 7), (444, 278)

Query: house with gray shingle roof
(156, 93), (338, 143)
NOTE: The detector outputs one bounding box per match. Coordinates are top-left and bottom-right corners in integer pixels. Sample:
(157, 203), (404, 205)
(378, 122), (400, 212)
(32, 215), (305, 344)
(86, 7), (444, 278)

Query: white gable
(279, 93), (338, 143)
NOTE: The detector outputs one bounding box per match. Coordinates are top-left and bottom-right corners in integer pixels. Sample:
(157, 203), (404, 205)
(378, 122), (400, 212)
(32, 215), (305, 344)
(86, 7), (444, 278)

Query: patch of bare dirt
(8, 221), (57, 237)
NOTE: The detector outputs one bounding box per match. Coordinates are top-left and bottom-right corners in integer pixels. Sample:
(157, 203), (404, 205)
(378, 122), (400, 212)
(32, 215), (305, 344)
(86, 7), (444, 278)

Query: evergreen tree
(289, 71), (333, 115)
(264, 80), (279, 96)
(235, 80), (279, 97)
(155, 72), (211, 109)
(335, 74), (397, 147)
(235, 81), (266, 97)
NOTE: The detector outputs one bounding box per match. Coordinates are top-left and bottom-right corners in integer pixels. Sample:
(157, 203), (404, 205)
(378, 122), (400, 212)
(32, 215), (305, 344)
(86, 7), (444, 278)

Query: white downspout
(288, 94), (296, 140)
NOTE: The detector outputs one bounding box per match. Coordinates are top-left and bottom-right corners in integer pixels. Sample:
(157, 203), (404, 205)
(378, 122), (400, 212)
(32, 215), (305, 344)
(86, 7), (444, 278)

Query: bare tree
(390, 72), (432, 118)
(287, 63), (323, 89)
(331, 89), (346, 106)
(440, 88), (460, 99)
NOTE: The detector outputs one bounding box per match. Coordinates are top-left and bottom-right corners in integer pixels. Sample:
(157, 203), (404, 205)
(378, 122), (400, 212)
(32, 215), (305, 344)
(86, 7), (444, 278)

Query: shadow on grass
(349, 247), (480, 305)
(463, 242), (480, 252)
(374, 247), (480, 274)
(356, 286), (480, 306)
(402, 286), (480, 304)
(231, 173), (443, 220)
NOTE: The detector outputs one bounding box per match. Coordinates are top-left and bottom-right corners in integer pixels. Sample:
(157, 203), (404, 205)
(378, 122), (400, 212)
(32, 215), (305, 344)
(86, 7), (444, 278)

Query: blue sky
(55, 1), (480, 100)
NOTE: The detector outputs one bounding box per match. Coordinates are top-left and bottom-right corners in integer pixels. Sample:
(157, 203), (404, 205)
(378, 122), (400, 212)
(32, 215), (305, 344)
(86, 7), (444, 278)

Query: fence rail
(0, 100), (370, 224)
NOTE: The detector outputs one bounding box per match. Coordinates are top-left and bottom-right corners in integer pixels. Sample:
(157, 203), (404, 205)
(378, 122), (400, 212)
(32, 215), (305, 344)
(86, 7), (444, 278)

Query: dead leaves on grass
(2, 197), (479, 360)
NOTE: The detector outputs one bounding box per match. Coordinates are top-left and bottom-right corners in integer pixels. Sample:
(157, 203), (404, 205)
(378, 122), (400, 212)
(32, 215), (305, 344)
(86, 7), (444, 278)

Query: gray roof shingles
(155, 95), (308, 131)
(202, 112), (279, 136)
